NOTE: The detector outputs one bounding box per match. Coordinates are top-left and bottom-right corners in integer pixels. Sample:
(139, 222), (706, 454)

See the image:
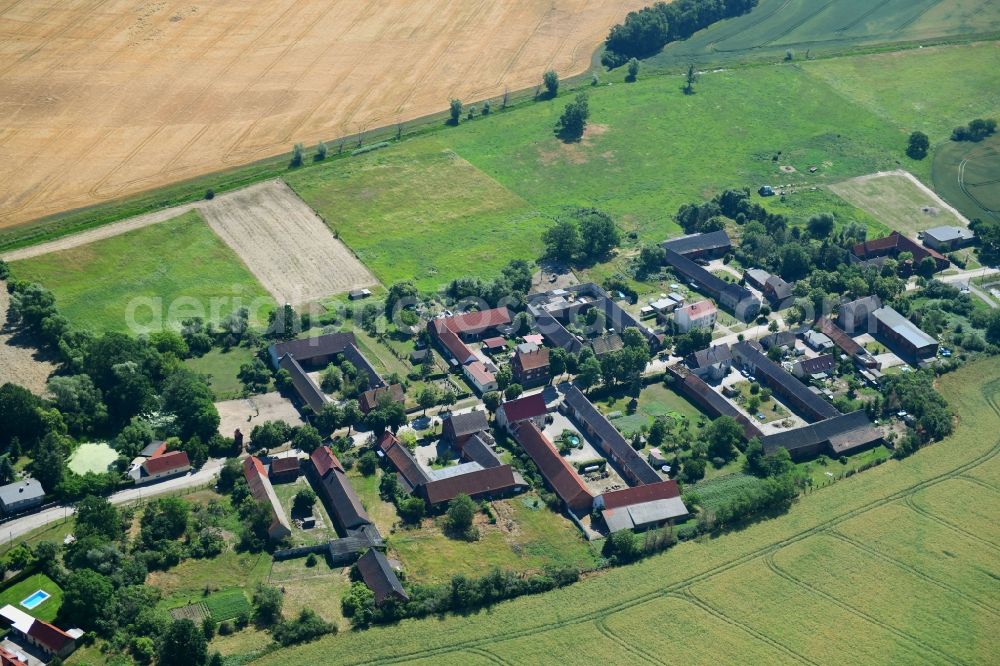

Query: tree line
(602, 0), (759, 67)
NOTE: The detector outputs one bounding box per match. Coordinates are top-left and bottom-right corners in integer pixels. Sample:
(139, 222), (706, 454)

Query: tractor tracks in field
(333, 378), (1000, 666)
(901, 494), (1000, 552)
(825, 530), (1000, 617)
(465, 647), (510, 666)
(763, 551), (963, 665)
(593, 615), (663, 665)
(674, 589), (817, 665)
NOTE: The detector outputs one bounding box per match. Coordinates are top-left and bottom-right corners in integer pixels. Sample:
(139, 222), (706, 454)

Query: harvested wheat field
(5, 179), (376, 307)
(0, 0), (643, 228)
(198, 180), (376, 305)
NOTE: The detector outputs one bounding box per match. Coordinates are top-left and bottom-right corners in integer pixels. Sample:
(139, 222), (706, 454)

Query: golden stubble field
(0, 0), (643, 228)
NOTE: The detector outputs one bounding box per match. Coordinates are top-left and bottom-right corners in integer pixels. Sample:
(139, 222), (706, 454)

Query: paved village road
(1, 458), (225, 545)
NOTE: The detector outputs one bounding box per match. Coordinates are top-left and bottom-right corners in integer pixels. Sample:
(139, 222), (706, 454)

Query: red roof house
(497, 393), (548, 430)
(511, 421), (592, 515)
(243, 456), (292, 541)
(135, 450), (191, 484)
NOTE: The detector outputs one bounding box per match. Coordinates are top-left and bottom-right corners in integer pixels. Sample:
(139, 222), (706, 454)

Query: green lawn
(389, 493), (599, 585)
(730, 381), (790, 424)
(9, 210), (273, 334)
(67, 442), (118, 475)
(348, 469), (400, 537)
(286, 145), (547, 291)
(148, 550), (272, 610)
(184, 346), (261, 401)
(596, 382), (706, 438)
(758, 187), (890, 238)
(271, 476), (335, 547)
(0, 573), (63, 622)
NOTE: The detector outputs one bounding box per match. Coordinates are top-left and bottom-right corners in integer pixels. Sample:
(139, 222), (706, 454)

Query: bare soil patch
(0, 282), (57, 395)
(539, 123), (611, 165)
(198, 180), (377, 305)
(215, 391), (304, 440)
(0, 0), (644, 228)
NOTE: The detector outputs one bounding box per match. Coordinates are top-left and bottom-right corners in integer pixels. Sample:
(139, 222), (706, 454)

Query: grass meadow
(184, 346), (262, 401)
(9, 211), (273, 334)
(250, 356), (1000, 664)
(388, 494), (599, 585)
(284, 42), (999, 294)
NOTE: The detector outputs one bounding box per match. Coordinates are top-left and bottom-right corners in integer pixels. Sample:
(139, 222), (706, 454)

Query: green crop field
(932, 133), (1000, 223)
(203, 588), (251, 623)
(9, 211), (273, 334)
(249, 355), (1000, 664)
(646, 0), (1000, 70)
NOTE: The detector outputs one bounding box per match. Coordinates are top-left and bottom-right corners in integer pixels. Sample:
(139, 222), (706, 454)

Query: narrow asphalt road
(1, 458), (225, 545)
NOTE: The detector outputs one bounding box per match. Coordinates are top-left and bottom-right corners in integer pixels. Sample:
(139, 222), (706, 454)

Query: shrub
(351, 141), (390, 156)
(289, 143), (305, 168)
(204, 189), (215, 200)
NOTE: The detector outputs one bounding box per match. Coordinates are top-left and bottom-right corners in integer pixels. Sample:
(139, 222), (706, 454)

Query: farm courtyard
(253, 357), (1000, 664)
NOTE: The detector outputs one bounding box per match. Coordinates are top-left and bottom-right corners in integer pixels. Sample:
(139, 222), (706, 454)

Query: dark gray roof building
(0, 478), (45, 514)
(667, 366), (763, 441)
(278, 354), (329, 413)
(759, 331), (796, 351)
(732, 342), (840, 423)
(660, 230), (732, 258)
(838, 296), (882, 334)
(663, 249), (759, 322)
(562, 385), (661, 485)
(461, 433), (503, 468)
(356, 549), (409, 606)
(760, 410), (882, 460)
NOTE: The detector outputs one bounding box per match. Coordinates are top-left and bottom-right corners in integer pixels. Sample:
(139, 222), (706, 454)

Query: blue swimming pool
(20, 590), (49, 610)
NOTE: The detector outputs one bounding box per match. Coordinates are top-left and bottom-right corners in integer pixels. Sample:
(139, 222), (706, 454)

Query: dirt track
(0, 0), (643, 228)
(2, 179), (376, 305)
